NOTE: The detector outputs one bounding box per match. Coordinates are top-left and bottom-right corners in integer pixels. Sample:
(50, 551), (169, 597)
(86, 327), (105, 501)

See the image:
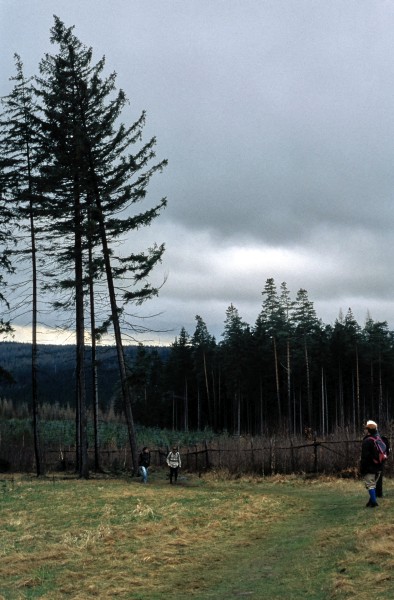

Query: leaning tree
(33, 17), (167, 475)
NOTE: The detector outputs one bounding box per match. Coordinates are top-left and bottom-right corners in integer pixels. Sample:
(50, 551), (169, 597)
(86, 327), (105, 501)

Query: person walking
(138, 446), (151, 483)
(166, 446), (181, 484)
(360, 420), (383, 507)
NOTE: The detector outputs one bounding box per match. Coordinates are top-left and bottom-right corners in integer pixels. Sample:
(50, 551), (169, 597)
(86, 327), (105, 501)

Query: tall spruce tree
(34, 17), (167, 474)
(191, 315), (216, 429)
(221, 304), (251, 435)
(255, 278), (288, 428)
(292, 288), (321, 428)
(166, 328), (193, 431)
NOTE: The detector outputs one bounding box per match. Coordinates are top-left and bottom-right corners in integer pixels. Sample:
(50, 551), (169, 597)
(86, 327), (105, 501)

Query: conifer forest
(0, 18), (393, 477)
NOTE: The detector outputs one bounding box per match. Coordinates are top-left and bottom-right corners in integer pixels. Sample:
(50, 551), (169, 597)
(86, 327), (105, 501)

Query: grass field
(0, 469), (393, 599)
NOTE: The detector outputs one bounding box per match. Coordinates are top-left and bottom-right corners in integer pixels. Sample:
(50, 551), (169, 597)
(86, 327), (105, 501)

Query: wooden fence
(1, 436), (391, 476)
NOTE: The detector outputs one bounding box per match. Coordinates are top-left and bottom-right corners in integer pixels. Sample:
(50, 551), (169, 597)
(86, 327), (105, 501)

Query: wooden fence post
(195, 445), (198, 471)
(270, 437), (275, 474)
(313, 436), (318, 472)
(290, 439), (295, 472)
(204, 440), (210, 470)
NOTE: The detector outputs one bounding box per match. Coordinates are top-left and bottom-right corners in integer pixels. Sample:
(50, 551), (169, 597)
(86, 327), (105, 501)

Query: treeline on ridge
(1, 278), (393, 437)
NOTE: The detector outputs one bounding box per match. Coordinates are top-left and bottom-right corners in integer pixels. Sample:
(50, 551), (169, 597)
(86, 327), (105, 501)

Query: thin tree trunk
(304, 336), (312, 426)
(197, 387), (200, 430)
(355, 344), (360, 427)
(28, 172), (42, 476)
(74, 178), (89, 479)
(88, 235), (100, 472)
(211, 367), (217, 431)
(184, 376), (188, 432)
(23, 115), (42, 476)
(321, 368), (325, 436)
(203, 352), (211, 426)
(260, 376), (264, 435)
(272, 336), (282, 428)
(237, 390), (241, 436)
(69, 51), (139, 474)
(287, 339), (291, 433)
(378, 352), (383, 424)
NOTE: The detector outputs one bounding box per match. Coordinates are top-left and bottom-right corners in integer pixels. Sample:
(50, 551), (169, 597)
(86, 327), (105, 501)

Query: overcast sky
(2, 0), (394, 344)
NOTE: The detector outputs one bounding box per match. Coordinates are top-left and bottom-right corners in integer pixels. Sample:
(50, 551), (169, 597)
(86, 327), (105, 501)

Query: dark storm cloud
(2, 0), (394, 342)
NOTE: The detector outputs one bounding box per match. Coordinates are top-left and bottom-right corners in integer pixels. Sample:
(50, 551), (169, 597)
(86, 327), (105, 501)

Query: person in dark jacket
(376, 434), (390, 498)
(360, 420), (381, 507)
(138, 447), (151, 483)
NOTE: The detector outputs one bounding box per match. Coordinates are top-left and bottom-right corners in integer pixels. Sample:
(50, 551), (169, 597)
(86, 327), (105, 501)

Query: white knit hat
(366, 420), (378, 430)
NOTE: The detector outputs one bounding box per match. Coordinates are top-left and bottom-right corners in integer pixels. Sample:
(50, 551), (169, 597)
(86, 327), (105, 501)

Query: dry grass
(0, 471), (292, 599)
(333, 522), (394, 598)
(0, 471), (394, 599)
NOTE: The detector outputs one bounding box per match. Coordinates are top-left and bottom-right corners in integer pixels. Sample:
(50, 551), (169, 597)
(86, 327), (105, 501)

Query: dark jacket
(360, 434), (380, 475)
(138, 451), (150, 468)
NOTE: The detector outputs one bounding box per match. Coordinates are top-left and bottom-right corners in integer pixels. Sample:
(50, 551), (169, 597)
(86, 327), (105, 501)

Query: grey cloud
(2, 0), (394, 343)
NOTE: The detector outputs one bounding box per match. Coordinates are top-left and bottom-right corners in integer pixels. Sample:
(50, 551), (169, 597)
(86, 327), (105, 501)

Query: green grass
(0, 472), (393, 599)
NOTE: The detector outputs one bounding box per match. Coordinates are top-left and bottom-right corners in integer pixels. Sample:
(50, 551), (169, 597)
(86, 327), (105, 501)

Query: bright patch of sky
(1, 0), (394, 344)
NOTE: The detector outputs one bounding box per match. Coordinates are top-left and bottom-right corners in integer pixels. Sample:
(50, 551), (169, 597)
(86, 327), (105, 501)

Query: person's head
(365, 420), (378, 434)
(142, 446), (149, 452)
(172, 446), (177, 452)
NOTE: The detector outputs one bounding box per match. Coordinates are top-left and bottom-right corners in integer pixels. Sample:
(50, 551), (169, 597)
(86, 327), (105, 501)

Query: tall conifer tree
(0, 55), (43, 475)
(34, 17), (167, 474)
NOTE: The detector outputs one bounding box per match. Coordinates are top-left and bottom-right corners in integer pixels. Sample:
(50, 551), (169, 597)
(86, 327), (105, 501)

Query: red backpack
(370, 435), (388, 465)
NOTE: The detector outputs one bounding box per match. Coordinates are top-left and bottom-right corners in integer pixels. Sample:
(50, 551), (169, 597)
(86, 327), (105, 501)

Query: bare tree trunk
(88, 237), (100, 472)
(237, 390), (241, 436)
(74, 180), (89, 479)
(304, 336), (312, 427)
(29, 192), (42, 476)
(172, 392), (175, 431)
(321, 368), (325, 436)
(272, 336), (282, 428)
(184, 376), (188, 432)
(68, 53), (139, 474)
(89, 170), (139, 473)
(25, 130), (42, 476)
(211, 368), (217, 431)
(197, 387), (201, 430)
(378, 352), (383, 424)
(203, 352), (211, 426)
(286, 340), (291, 433)
(260, 377), (264, 435)
(355, 344), (360, 427)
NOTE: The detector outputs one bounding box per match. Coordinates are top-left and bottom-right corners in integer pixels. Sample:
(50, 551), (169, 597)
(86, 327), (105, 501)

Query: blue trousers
(139, 466), (148, 483)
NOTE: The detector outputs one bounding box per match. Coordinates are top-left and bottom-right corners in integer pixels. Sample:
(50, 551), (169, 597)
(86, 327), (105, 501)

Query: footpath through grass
(0, 471), (393, 599)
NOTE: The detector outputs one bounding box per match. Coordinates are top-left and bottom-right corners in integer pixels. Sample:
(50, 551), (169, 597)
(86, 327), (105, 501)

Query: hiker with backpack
(166, 446), (181, 484)
(360, 420), (388, 508)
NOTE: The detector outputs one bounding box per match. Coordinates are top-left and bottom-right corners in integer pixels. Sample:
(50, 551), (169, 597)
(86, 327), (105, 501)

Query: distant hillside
(0, 342), (170, 410)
